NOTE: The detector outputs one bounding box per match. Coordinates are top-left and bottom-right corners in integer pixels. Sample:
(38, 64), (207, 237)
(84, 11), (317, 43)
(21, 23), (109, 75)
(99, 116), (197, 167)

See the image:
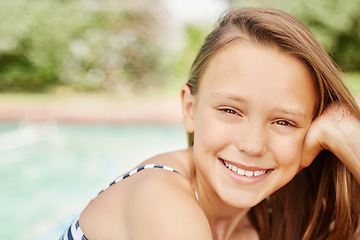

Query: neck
(193, 171), (252, 240)
(210, 210), (250, 240)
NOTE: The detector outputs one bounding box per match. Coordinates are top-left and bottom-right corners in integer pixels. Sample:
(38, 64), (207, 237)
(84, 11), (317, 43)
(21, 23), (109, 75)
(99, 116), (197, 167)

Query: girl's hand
(301, 103), (360, 183)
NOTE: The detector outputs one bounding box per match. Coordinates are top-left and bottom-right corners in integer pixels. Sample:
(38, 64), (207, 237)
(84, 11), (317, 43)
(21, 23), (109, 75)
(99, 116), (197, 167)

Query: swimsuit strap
(60, 216), (88, 240)
(98, 164), (199, 201)
(60, 164), (199, 240)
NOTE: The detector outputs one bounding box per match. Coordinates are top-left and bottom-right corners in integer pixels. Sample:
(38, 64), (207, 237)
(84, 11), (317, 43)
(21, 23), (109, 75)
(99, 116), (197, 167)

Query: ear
(181, 84), (195, 134)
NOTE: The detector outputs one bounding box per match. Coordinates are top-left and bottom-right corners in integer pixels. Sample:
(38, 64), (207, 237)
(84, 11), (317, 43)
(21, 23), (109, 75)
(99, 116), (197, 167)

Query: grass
(0, 72), (358, 105)
(0, 82), (183, 107)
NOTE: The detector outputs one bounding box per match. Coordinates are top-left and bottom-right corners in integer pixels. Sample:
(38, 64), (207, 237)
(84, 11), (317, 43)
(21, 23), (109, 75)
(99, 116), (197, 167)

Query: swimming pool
(0, 122), (187, 240)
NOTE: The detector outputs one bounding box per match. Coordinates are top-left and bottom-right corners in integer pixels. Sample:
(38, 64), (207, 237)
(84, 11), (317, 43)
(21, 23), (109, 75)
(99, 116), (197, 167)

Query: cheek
(194, 110), (232, 151)
(271, 133), (305, 168)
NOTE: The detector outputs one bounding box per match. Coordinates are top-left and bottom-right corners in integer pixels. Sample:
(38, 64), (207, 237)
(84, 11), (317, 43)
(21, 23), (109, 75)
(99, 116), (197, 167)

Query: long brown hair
(186, 7), (360, 239)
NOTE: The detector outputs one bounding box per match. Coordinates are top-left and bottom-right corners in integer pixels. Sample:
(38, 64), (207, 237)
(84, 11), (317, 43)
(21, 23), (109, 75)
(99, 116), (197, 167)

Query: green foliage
(345, 72), (360, 94)
(230, 0), (360, 71)
(171, 25), (209, 80)
(0, 0), (165, 92)
(5, 0), (358, 93)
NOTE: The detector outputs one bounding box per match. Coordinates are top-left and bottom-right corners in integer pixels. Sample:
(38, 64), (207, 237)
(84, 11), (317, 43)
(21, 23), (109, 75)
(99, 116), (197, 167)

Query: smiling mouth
(222, 159), (271, 177)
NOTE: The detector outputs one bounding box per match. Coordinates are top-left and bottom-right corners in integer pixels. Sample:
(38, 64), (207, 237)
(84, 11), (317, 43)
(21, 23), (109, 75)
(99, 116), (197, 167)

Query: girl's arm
(302, 103), (360, 183)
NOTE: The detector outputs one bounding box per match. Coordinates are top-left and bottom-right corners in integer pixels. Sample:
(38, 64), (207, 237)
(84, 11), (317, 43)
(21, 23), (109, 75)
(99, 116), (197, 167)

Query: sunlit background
(0, 0), (359, 239)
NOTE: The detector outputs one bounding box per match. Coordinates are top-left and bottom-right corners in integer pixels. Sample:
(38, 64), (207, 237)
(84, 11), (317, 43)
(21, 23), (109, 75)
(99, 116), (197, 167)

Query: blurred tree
(0, 0), (169, 92)
(230, 0), (360, 71)
(170, 25), (209, 82)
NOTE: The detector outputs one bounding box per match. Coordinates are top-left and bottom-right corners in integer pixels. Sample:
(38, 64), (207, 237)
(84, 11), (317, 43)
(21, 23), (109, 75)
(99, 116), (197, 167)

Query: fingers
(300, 116), (324, 169)
(301, 102), (360, 178)
(300, 103), (342, 169)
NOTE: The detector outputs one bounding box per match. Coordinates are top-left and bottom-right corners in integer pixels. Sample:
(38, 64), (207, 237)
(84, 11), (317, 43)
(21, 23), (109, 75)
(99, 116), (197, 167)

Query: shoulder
(124, 166), (211, 239)
(80, 150), (211, 239)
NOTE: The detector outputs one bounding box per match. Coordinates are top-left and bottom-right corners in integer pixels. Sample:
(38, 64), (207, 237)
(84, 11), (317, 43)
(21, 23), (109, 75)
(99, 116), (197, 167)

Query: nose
(236, 122), (267, 157)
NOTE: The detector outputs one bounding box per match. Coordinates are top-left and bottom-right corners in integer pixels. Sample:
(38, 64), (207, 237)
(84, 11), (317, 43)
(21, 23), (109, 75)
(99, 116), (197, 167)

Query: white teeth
(237, 168), (246, 175)
(254, 171), (263, 176)
(223, 160), (266, 177)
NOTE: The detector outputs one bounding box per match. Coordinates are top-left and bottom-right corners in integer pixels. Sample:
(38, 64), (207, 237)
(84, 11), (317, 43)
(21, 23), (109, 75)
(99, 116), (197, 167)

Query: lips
(221, 158), (272, 178)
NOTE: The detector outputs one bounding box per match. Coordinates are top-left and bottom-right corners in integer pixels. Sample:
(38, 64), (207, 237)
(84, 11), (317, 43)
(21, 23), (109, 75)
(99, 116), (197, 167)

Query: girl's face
(183, 42), (317, 208)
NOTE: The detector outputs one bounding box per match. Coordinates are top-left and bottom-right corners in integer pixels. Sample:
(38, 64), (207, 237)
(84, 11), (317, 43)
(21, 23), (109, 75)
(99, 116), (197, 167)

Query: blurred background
(0, 0), (359, 239)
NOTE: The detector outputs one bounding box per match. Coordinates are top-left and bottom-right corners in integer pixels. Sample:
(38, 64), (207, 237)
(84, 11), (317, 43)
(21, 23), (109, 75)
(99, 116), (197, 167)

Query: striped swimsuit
(59, 164), (198, 240)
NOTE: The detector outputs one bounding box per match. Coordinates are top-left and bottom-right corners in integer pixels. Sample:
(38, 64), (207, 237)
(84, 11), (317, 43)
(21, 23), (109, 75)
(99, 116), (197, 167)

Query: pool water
(0, 122), (187, 240)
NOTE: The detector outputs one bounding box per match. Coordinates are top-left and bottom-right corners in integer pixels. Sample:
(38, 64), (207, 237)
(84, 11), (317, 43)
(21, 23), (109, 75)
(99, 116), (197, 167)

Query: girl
(61, 7), (360, 239)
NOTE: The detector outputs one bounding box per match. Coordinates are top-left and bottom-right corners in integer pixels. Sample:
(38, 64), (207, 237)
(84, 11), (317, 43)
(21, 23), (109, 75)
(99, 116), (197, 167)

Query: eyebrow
(212, 92), (307, 120)
(274, 108), (307, 121)
(211, 92), (247, 103)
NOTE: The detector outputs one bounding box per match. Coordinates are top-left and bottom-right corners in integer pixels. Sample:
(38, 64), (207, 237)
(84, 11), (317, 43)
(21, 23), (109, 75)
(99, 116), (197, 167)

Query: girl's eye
(275, 120), (295, 127)
(222, 108), (237, 115)
(217, 106), (243, 120)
